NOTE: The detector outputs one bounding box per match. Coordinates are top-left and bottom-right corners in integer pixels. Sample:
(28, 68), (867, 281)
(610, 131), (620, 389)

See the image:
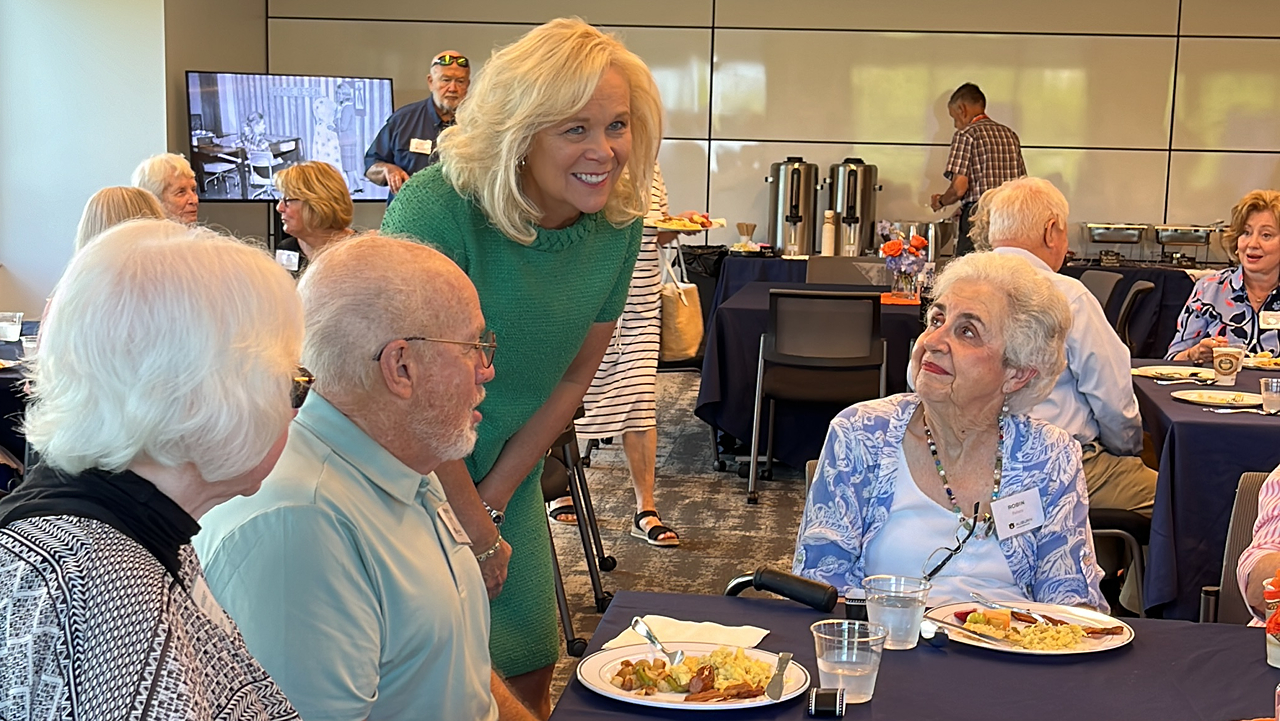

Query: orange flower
(881, 239), (904, 257)
(907, 247), (920, 256)
(910, 234), (928, 250)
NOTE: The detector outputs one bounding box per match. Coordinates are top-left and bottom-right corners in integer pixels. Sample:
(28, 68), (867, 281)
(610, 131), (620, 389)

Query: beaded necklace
(921, 403), (1006, 538)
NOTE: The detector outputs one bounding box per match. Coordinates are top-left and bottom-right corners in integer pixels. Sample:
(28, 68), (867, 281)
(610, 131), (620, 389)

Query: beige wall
(0, 0), (167, 314)
(160, 0), (1280, 257)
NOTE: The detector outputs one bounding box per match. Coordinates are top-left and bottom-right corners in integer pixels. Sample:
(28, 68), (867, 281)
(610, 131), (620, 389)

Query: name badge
(190, 575), (235, 634)
(990, 488), (1045, 541)
(437, 502), (472, 546)
(409, 138), (433, 155)
(1261, 311), (1280, 330)
(275, 249), (300, 271)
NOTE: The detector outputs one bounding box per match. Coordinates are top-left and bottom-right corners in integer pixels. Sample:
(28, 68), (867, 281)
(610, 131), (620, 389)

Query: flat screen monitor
(186, 71), (394, 202)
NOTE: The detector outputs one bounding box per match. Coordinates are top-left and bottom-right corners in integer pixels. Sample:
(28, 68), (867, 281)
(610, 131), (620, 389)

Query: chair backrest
(1115, 280), (1155, 352)
(248, 151), (274, 181)
(766, 289), (882, 365)
(805, 257), (890, 287)
(1080, 270), (1124, 309)
(1217, 471), (1271, 625)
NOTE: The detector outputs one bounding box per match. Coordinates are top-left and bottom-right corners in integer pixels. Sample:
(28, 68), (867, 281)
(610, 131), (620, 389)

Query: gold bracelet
(475, 533), (503, 563)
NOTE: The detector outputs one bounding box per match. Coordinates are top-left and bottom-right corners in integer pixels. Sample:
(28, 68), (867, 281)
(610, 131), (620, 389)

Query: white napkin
(601, 614), (770, 650)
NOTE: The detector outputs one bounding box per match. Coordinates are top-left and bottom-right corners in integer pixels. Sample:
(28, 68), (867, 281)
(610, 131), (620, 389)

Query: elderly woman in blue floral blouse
(793, 251), (1107, 610)
(1167, 190), (1280, 363)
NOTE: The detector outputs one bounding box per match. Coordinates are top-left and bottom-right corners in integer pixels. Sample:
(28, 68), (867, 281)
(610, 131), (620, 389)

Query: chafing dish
(1086, 223), (1149, 244)
(1154, 225), (1214, 246)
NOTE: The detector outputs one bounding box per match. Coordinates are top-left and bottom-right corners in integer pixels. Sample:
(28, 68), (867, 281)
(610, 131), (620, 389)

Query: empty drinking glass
(862, 575), (931, 650)
(810, 619), (886, 705)
(1262, 378), (1280, 414)
(0, 312), (21, 342)
(20, 336), (37, 358)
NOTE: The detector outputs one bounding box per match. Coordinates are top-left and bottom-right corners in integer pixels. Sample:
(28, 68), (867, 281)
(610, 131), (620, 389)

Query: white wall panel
(717, 0), (1179, 35)
(268, 0), (714, 27)
(1174, 38), (1280, 151)
(712, 30), (1175, 149)
(1180, 0), (1280, 38)
(1166, 152), (1280, 225)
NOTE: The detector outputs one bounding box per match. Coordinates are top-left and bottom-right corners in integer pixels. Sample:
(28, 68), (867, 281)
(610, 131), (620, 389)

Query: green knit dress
(381, 164), (641, 675)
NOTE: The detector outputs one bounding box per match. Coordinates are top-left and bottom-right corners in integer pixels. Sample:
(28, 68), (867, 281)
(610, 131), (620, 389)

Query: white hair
(25, 219), (303, 481)
(131, 152), (195, 199)
(297, 233), (470, 394)
(930, 251), (1071, 412)
(985, 177), (1069, 249)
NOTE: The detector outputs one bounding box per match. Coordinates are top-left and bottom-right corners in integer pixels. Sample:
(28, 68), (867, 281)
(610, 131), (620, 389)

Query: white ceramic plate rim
(925, 601), (1134, 656)
(1130, 365), (1214, 379)
(1243, 357), (1280, 371)
(1170, 389), (1264, 407)
(575, 642), (811, 711)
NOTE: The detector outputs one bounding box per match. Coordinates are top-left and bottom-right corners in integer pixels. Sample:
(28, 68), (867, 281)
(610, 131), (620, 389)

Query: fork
(630, 616), (685, 667)
(1155, 378), (1215, 386)
(969, 592), (1052, 625)
(1204, 407), (1279, 415)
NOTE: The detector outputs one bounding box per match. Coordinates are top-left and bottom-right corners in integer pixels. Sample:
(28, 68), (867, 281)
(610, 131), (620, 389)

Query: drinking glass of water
(1262, 378), (1280, 414)
(0, 312), (22, 343)
(809, 619), (886, 705)
(862, 575), (931, 650)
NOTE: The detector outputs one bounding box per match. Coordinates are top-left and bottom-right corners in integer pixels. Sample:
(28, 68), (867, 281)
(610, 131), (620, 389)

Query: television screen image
(186, 71), (394, 202)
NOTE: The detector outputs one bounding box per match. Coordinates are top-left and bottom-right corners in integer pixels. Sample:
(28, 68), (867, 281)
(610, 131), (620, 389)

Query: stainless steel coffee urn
(826, 158), (880, 257)
(765, 157), (819, 255)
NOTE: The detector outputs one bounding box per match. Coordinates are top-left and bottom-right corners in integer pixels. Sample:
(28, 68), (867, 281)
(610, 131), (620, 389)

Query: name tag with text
(990, 488), (1045, 541)
(409, 138), (433, 155)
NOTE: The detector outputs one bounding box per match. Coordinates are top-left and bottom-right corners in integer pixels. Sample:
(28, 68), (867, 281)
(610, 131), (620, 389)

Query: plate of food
(1243, 352), (1280, 370)
(1130, 365), (1214, 380)
(645, 214), (727, 232)
(576, 642), (809, 710)
(925, 602), (1133, 655)
(1170, 389), (1264, 407)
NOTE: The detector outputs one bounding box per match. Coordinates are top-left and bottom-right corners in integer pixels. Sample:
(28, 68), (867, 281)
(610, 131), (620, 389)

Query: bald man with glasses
(365, 50), (471, 199)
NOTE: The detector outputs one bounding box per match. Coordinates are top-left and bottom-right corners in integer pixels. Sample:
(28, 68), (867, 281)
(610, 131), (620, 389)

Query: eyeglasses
(921, 502), (985, 581)
(372, 329), (496, 367)
(279, 197), (302, 206)
(432, 54), (469, 68)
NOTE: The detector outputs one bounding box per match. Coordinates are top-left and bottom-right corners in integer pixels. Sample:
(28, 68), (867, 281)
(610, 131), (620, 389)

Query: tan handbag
(659, 240), (704, 362)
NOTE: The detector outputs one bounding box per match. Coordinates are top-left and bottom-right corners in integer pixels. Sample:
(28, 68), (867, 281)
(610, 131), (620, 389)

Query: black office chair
(1089, 508), (1150, 617)
(1200, 471), (1270, 624)
(541, 411), (615, 655)
(1114, 280), (1155, 354)
(743, 289), (886, 504)
(1080, 270), (1124, 310)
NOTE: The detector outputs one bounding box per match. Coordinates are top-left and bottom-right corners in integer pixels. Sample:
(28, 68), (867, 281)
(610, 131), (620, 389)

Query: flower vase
(891, 270), (919, 300)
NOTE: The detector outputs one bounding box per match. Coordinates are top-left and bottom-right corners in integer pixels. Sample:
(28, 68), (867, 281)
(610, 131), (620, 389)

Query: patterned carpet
(547, 370), (809, 705)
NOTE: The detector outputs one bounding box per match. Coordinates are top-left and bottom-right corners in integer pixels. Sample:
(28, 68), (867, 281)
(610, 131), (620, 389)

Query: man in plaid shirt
(931, 83), (1026, 255)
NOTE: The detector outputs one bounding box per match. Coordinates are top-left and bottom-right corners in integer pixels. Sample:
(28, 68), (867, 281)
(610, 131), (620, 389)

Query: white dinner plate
(925, 602), (1134, 656)
(643, 217), (727, 231)
(1243, 357), (1280, 371)
(1170, 389), (1264, 407)
(575, 642), (810, 711)
(1130, 365), (1214, 380)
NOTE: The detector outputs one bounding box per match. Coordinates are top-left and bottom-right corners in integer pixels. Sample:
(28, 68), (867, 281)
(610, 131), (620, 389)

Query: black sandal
(546, 496), (576, 525)
(631, 510), (680, 547)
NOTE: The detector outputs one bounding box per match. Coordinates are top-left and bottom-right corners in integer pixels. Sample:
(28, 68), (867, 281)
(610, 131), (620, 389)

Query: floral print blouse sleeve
(1167, 267), (1280, 359)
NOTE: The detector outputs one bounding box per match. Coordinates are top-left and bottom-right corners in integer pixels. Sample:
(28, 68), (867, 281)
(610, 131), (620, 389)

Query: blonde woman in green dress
(381, 18), (662, 717)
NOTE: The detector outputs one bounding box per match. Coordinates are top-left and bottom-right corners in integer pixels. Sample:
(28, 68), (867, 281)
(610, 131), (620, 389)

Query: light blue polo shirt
(195, 392), (497, 721)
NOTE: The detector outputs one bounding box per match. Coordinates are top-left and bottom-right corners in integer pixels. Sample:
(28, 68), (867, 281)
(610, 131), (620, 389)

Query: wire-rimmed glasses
(372, 329), (497, 367)
(921, 502), (984, 581)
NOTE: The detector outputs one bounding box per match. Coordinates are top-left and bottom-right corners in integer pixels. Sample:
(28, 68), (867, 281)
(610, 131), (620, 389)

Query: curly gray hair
(930, 251), (1071, 412)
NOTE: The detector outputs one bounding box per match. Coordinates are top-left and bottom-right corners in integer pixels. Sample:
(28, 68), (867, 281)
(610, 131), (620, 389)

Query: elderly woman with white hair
(132, 152), (200, 224)
(381, 17), (662, 715)
(0, 220), (303, 719)
(794, 252), (1107, 610)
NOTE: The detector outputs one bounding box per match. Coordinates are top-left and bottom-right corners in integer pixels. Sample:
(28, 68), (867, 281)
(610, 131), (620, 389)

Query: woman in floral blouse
(793, 251), (1107, 610)
(1167, 190), (1280, 363)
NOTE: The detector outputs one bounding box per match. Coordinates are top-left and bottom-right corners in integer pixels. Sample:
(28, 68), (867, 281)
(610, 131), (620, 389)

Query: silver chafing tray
(1085, 223), (1149, 244)
(1154, 225), (1214, 246)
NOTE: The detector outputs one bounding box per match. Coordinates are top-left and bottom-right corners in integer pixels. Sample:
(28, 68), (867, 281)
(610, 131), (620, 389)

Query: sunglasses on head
(432, 54), (469, 68)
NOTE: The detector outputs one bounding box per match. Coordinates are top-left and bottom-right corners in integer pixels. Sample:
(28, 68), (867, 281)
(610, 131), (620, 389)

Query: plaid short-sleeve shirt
(944, 117), (1027, 204)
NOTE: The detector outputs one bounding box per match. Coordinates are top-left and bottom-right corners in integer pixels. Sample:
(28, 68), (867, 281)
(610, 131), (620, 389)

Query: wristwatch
(481, 499), (505, 527)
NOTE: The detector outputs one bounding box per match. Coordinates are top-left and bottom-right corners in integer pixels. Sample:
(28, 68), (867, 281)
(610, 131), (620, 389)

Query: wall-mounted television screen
(186, 71), (394, 202)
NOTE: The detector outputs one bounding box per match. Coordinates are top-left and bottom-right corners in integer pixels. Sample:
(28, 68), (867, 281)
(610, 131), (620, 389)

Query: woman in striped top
(571, 164), (680, 546)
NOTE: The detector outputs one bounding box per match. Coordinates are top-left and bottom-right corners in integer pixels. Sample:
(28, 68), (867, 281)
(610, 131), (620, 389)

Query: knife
(926, 617), (1019, 648)
(765, 652), (792, 700)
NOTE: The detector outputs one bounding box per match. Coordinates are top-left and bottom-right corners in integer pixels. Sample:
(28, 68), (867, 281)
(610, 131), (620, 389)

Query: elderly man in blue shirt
(195, 234), (534, 721)
(365, 49), (470, 199)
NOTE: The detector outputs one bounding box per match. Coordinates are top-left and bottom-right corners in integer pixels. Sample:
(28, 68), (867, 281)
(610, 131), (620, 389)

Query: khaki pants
(1080, 443), (1156, 517)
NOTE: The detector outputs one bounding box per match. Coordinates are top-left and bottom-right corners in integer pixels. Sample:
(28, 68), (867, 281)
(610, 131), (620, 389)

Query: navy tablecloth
(1061, 265), (1197, 358)
(709, 256), (807, 316)
(695, 282), (921, 470)
(551, 590), (1280, 721)
(1134, 360), (1280, 620)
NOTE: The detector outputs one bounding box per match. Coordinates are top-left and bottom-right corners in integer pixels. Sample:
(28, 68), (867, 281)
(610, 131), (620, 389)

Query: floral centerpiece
(879, 229), (928, 299)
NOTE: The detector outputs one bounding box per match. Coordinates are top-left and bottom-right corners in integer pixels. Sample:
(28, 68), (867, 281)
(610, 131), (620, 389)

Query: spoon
(1204, 407), (1279, 415)
(969, 592), (1051, 625)
(630, 616), (684, 667)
